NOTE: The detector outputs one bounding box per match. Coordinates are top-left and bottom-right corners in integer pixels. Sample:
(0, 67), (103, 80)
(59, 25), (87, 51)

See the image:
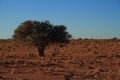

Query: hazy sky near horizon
(0, 0), (120, 39)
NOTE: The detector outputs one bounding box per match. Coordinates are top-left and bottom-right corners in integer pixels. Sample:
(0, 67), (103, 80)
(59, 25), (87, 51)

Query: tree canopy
(13, 20), (71, 56)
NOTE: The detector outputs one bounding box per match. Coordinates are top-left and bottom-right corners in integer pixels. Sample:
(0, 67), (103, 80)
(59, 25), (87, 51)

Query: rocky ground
(0, 39), (120, 80)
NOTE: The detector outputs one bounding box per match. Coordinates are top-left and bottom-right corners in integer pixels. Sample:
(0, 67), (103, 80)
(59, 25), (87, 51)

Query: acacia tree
(13, 20), (71, 56)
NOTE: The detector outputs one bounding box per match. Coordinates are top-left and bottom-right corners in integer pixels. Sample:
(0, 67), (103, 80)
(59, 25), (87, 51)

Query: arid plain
(0, 39), (120, 80)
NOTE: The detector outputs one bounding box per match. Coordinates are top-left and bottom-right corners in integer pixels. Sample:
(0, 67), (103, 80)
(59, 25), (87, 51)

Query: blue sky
(0, 0), (120, 39)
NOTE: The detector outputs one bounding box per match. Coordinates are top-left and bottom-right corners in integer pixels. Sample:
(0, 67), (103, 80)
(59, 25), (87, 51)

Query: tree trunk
(38, 45), (45, 57)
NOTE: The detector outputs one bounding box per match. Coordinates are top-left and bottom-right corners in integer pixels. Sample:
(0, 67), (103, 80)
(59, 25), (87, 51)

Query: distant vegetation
(13, 20), (71, 57)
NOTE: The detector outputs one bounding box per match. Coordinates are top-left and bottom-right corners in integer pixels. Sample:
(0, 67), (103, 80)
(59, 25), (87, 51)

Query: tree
(13, 20), (71, 56)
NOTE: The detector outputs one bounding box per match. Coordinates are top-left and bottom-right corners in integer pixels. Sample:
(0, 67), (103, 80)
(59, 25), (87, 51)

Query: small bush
(0, 47), (3, 51)
(8, 45), (11, 49)
(28, 53), (36, 57)
(112, 37), (117, 40)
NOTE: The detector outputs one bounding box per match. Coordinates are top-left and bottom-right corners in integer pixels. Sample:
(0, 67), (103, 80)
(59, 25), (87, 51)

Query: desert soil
(0, 39), (120, 80)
